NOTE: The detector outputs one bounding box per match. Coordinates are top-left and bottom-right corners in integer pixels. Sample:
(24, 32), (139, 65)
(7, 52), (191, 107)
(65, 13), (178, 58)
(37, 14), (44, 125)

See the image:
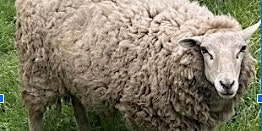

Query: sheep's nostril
(230, 81), (235, 87)
(219, 80), (225, 87)
(219, 80), (234, 90)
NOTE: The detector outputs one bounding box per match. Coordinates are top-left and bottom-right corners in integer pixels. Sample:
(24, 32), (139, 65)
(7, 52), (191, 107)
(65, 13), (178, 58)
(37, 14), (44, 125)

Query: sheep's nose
(219, 80), (235, 90)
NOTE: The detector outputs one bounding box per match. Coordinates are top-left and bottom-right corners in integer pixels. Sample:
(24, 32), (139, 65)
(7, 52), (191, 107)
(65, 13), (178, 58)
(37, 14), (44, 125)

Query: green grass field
(0, 0), (260, 130)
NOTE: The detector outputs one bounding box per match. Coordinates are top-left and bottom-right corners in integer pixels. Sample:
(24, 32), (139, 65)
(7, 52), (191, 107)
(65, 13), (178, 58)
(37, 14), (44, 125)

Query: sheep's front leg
(28, 107), (44, 131)
(71, 95), (91, 131)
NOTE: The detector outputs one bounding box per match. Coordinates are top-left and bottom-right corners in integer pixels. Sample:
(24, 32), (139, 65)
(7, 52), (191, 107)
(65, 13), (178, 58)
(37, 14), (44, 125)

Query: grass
(0, 0), (260, 130)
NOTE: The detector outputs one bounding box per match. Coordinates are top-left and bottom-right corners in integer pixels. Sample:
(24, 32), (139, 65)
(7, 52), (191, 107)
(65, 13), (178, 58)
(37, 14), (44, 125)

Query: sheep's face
(195, 33), (245, 99)
(179, 21), (260, 99)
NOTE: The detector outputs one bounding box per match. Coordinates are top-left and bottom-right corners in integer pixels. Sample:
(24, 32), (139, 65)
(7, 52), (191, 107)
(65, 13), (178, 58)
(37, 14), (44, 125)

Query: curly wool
(16, 0), (256, 130)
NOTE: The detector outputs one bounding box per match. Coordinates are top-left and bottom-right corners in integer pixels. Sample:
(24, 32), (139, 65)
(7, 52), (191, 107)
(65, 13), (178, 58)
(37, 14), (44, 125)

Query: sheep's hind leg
(71, 95), (91, 131)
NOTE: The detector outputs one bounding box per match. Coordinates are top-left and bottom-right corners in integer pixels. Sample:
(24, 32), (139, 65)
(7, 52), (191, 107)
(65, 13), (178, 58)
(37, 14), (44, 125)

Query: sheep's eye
(240, 45), (247, 52)
(200, 46), (208, 54)
(200, 46), (213, 60)
(209, 54), (213, 60)
(236, 45), (247, 59)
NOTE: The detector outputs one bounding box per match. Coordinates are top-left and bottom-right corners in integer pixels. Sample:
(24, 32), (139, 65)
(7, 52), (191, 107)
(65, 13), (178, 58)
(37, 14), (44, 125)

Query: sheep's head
(179, 20), (260, 99)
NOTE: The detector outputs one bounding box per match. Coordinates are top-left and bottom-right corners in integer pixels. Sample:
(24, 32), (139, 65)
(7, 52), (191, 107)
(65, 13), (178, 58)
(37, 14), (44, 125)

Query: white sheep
(15, 0), (260, 130)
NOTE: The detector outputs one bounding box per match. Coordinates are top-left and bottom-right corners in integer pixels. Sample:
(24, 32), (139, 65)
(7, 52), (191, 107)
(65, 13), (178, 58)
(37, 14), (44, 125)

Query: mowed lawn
(0, 0), (260, 130)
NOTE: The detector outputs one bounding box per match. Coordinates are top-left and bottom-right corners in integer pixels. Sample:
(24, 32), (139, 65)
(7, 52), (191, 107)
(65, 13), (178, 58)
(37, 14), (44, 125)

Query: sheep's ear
(178, 36), (203, 49)
(240, 20), (260, 41)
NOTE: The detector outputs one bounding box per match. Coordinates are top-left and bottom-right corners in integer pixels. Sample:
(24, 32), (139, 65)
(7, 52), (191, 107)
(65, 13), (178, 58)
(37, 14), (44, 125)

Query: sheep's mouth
(218, 92), (235, 99)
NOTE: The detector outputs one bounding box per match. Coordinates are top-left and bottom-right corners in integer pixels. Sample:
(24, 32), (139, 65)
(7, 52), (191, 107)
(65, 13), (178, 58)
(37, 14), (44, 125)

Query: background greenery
(0, 0), (260, 130)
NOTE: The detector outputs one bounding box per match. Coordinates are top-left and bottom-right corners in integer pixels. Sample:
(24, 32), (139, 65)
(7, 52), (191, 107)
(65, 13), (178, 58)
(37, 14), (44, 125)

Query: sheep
(15, 0), (260, 130)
